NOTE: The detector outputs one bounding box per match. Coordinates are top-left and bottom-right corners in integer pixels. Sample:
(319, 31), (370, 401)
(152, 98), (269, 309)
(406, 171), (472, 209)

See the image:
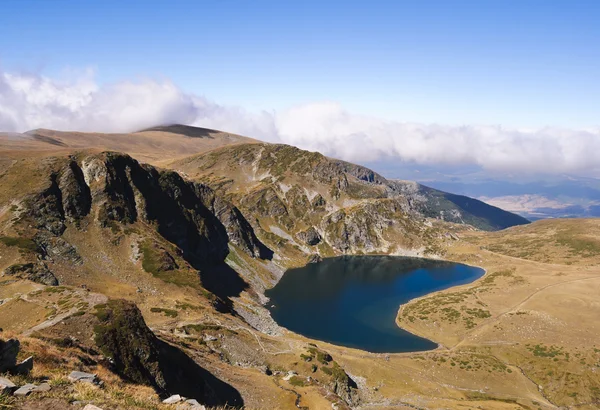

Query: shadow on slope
(138, 124), (230, 139)
(93, 299), (244, 407)
(158, 340), (244, 407)
(199, 263), (249, 301)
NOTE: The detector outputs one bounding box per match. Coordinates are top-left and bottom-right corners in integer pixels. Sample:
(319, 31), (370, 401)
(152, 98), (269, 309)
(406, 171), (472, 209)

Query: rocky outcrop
(3, 262), (58, 286)
(93, 299), (171, 391)
(29, 173), (66, 236)
(21, 153), (269, 270)
(60, 160), (92, 221)
(241, 187), (288, 218)
(296, 227), (321, 246)
(311, 194), (326, 210)
(284, 186), (311, 219)
(195, 184), (267, 258)
(93, 299), (243, 406)
(0, 339), (19, 373)
(330, 159), (386, 184)
(0, 338), (33, 375)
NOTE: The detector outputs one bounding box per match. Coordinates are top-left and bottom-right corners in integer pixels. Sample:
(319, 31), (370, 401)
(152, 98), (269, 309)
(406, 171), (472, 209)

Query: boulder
(0, 339), (19, 372)
(33, 382), (51, 392)
(163, 394), (183, 404)
(0, 376), (16, 394)
(3, 262), (58, 286)
(13, 383), (36, 396)
(68, 371), (98, 384)
(14, 356), (33, 375)
(296, 227), (321, 246)
(307, 254), (322, 264)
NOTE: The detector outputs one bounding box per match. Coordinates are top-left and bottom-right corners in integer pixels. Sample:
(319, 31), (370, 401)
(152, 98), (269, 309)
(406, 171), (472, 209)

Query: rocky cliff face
(90, 299), (243, 406)
(15, 152), (268, 273)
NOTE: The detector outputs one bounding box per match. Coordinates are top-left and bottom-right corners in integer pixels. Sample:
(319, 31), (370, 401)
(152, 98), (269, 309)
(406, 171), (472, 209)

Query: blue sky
(2, 0), (599, 127)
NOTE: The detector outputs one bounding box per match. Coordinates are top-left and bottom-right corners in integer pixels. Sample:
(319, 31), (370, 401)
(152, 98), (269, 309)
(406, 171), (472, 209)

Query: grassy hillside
(0, 124), (257, 166)
(4, 127), (594, 410)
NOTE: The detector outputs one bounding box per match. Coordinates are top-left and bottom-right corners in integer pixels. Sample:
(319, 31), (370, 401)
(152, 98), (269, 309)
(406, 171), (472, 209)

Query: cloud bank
(1, 69), (599, 177)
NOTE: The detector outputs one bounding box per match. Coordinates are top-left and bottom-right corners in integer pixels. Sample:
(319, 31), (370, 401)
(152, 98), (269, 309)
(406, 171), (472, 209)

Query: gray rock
(68, 371), (98, 384)
(311, 194), (326, 209)
(14, 356), (33, 375)
(3, 262), (58, 286)
(13, 383), (36, 396)
(307, 254), (322, 264)
(163, 394), (183, 404)
(0, 376), (16, 394)
(33, 382), (51, 392)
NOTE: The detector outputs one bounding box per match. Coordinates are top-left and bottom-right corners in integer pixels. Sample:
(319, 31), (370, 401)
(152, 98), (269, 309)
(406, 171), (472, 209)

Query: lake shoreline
(265, 255), (484, 353)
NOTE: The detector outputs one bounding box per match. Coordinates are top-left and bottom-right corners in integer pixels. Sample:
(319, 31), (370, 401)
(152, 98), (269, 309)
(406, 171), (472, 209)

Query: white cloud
(1, 69), (599, 177)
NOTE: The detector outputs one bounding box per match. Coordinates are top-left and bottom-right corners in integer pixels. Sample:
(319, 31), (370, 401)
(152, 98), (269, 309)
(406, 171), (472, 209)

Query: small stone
(14, 356), (33, 375)
(83, 405), (104, 410)
(0, 376), (16, 394)
(68, 371), (98, 384)
(33, 382), (51, 392)
(163, 394), (183, 404)
(203, 335), (217, 342)
(13, 383), (36, 396)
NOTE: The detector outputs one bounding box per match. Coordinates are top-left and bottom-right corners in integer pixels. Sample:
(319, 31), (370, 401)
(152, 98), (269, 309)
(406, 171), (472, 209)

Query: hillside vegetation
(3, 125), (591, 410)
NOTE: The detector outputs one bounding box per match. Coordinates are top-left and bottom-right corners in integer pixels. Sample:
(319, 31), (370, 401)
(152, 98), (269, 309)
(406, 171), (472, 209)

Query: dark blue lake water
(266, 256), (484, 353)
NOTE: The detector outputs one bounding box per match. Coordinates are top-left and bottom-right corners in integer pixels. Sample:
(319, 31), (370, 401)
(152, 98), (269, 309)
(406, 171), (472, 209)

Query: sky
(1, 0), (599, 178)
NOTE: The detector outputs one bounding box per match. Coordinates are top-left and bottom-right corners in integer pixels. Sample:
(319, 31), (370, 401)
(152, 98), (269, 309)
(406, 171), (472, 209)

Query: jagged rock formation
(0, 338), (33, 375)
(3, 262), (58, 286)
(168, 143), (529, 260)
(93, 299), (168, 391)
(296, 227), (321, 246)
(92, 299), (243, 406)
(15, 152), (269, 272)
(0, 339), (20, 373)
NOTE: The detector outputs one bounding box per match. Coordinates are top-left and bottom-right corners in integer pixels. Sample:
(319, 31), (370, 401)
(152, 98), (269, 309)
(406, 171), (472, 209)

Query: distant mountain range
(424, 179), (600, 220)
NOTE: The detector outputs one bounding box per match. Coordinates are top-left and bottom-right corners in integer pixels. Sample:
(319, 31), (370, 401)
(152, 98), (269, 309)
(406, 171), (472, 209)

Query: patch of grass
(44, 286), (68, 294)
(149, 307), (178, 318)
(320, 361), (350, 383)
(529, 344), (564, 358)
(288, 375), (306, 387)
(481, 268), (516, 286)
(465, 391), (518, 404)
(0, 236), (39, 252)
(175, 301), (203, 311)
(140, 241), (201, 289)
(182, 323), (222, 333)
(556, 236), (600, 257)
(0, 393), (16, 408)
(306, 347), (332, 364)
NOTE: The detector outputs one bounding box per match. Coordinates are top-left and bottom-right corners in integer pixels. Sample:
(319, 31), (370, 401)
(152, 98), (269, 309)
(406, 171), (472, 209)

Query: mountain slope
(0, 124), (258, 165)
(0, 127), (598, 410)
(167, 142), (529, 263)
